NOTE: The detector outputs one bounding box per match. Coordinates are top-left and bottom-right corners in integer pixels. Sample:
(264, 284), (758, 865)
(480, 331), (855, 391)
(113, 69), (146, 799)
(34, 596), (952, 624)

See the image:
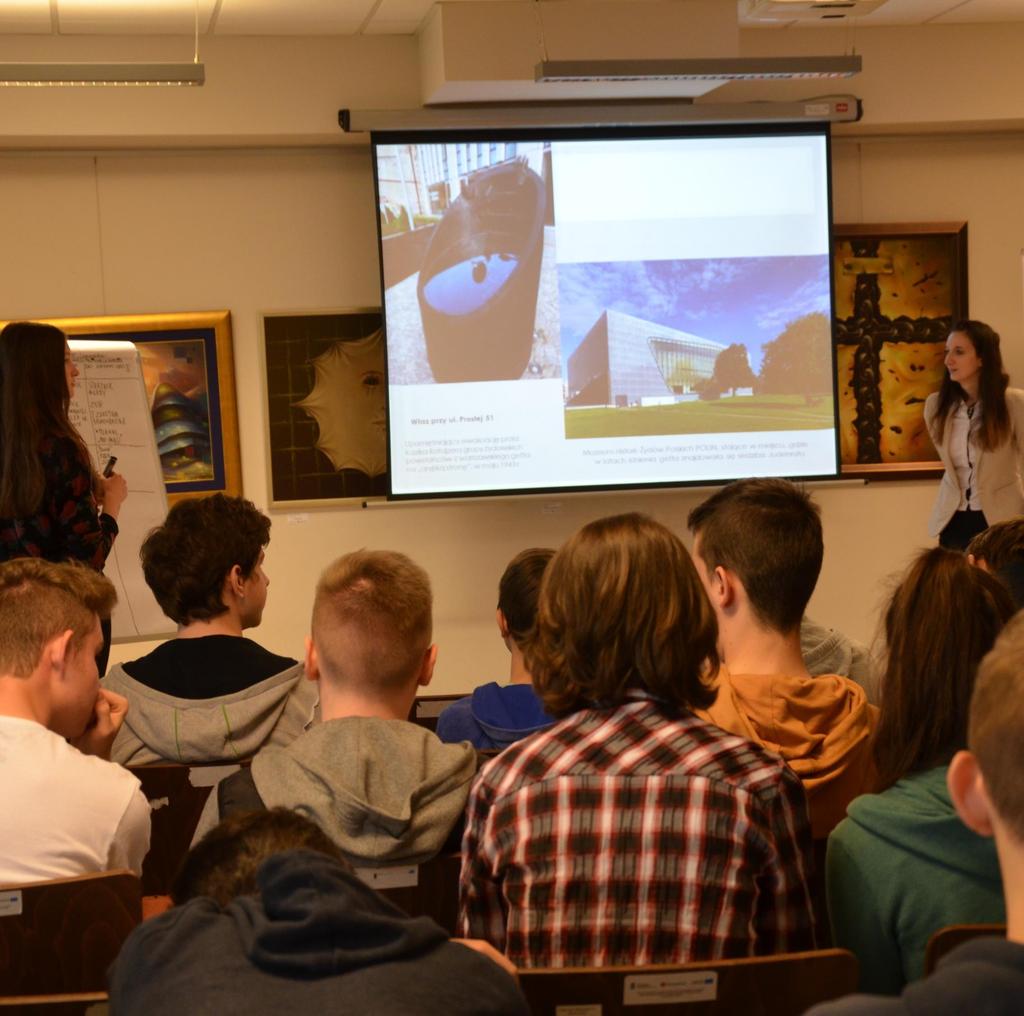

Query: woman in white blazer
(924, 320), (1024, 550)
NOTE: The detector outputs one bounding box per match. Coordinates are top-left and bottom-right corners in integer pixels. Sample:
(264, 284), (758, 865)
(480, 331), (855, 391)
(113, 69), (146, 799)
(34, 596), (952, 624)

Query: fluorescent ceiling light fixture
(0, 62), (204, 86)
(535, 56), (861, 83)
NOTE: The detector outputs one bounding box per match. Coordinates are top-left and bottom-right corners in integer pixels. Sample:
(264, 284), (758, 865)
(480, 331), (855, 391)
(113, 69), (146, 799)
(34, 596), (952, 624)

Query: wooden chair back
(924, 923), (1006, 974)
(0, 871), (140, 997)
(408, 694), (468, 733)
(810, 838), (831, 947)
(129, 761), (248, 896)
(356, 852), (462, 935)
(0, 992), (108, 1014)
(518, 948), (859, 1016)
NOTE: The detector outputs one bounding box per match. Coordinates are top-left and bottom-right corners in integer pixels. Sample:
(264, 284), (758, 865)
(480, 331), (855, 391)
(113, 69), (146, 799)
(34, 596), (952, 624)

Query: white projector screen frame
(372, 122), (840, 500)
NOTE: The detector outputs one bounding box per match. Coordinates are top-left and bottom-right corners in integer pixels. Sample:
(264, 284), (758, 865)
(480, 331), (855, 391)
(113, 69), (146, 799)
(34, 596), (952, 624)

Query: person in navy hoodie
(436, 548), (553, 750)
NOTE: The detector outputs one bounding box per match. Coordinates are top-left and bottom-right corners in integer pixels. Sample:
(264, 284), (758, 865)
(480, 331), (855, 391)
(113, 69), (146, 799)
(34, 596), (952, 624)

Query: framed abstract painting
(832, 222), (968, 479)
(261, 309), (387, 507)
(44, 310), (241, 501)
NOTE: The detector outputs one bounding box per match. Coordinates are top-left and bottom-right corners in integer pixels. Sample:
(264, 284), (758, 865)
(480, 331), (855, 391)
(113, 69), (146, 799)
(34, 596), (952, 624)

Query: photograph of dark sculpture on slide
(379, 141), (560, 386)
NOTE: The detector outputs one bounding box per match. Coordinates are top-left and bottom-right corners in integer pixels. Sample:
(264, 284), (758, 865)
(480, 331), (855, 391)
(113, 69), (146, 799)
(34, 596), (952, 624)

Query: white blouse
(948, 400), (982, 511)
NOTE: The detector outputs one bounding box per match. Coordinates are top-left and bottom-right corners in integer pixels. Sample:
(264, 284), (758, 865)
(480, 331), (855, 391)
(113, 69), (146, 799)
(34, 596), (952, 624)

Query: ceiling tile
(370, 0), (433, 24)
(0, 0), (52, 34)
(362, 19), (422, 34)
(851, 0), (982, 25)
(741, 0), (981, 28)
(933, 0), (1024, 23)
(215, 0), (376, 35)
(56, 0), (218, 35)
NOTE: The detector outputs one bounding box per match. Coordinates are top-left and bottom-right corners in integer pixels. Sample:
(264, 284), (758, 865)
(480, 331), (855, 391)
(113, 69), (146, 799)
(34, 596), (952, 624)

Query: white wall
(2, 26), (1022, 691)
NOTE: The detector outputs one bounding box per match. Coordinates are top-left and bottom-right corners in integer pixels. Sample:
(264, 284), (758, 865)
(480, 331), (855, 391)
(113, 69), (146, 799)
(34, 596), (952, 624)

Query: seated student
(103, 494), (316, 765)
(826, 547), (1013, 996)
(436, 547), (554, 750)
(967, 515), (1024, 607)
(459, 512), (816, 969)
(218, 550), (477, 865)
(109, 808), (528, 1016)
(809, 611), (1024, 1015)
(801, 616), (876, 702)
(0, 558), (150, 882)
(687, 478), (877, 838)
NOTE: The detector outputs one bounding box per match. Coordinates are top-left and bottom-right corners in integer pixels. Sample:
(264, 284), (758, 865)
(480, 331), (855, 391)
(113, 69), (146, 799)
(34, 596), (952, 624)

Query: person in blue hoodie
(436, 547), (554, 750)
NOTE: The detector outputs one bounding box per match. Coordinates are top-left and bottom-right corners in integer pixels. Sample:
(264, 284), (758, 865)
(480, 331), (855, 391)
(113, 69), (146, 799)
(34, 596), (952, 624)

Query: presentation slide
(374, 127), (837, 497)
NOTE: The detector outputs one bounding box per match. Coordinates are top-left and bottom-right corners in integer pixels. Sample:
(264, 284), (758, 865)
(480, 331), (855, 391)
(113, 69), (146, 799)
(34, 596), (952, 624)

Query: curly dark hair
(524, 513), (719, 718)
(141, 493), (270, 624)
(172, 808), (349, 907)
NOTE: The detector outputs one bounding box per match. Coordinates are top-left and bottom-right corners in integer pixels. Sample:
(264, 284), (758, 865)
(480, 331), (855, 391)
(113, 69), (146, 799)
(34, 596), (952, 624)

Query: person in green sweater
(827, 547), (1014, 995)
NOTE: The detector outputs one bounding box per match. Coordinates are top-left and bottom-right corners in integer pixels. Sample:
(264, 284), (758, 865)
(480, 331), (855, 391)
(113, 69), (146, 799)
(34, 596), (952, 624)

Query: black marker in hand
(103, 455), (117, 478)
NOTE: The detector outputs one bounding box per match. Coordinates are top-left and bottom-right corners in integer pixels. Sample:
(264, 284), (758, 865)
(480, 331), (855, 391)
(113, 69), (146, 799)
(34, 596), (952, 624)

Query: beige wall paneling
(3, 24), (1022, 690)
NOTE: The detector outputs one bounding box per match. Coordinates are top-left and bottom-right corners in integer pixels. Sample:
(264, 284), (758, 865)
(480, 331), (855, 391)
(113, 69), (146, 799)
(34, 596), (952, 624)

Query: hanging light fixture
(535, 56), (861, 83)
(0, 62), (204, 87)
(0, 0), (205, 87)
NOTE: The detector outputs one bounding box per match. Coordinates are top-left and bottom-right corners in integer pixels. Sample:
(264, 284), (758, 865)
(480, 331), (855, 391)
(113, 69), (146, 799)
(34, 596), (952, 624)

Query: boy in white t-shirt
(0, 558), (150, 884)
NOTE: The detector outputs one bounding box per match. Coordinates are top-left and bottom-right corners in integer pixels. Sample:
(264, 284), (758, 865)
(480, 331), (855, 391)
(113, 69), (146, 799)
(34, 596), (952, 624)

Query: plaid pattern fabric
(0, 436), (116, 569)
(458, 694), (816, 968)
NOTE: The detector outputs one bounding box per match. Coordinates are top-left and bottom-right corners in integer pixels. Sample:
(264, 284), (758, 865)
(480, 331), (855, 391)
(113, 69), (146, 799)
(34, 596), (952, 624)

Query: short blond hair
(969, 611), (1024, 842)
(311, 550), (432, 692)
(0, 558), (116, 676)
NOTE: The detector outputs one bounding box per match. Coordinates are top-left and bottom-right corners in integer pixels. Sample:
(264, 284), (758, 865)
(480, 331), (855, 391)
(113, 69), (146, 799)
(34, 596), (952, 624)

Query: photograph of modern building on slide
(561, 255), (835, 439)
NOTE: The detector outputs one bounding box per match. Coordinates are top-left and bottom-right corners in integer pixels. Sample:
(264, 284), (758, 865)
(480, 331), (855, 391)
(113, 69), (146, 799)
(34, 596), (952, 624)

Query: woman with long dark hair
(0, 321), (128, 667)
(826, 548), (1014, 995)
(925, 319), (1024, 550)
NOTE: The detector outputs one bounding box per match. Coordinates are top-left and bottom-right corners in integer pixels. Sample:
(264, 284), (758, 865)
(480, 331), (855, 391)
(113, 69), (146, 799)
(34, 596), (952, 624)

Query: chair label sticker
(623, 971), (717, 1005)
(0, 890), (22, 917)
(555, 1006), (601, 1016)
(188, 764), (241, 788)
(354, 865), (419, 889)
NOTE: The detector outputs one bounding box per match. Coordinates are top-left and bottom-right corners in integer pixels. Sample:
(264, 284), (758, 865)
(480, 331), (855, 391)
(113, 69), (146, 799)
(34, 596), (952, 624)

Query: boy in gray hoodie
(103, 494), (316, 765)
(219, 549), (477, 865)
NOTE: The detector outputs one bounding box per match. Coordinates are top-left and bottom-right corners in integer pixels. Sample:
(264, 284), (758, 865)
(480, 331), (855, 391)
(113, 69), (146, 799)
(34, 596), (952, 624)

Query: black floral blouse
(0, 435), (117, 570)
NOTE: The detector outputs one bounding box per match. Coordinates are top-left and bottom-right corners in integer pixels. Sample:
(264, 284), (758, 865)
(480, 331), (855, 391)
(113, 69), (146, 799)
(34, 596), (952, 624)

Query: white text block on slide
(69, 339), (172, 640)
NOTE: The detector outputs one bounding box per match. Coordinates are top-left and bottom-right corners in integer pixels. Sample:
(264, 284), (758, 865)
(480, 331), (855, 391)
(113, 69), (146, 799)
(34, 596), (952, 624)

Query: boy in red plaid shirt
(458, 512), (816, 968)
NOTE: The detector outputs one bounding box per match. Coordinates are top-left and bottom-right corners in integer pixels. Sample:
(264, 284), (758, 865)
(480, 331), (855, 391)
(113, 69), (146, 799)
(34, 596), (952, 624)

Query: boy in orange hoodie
(688, 478), (877, 838)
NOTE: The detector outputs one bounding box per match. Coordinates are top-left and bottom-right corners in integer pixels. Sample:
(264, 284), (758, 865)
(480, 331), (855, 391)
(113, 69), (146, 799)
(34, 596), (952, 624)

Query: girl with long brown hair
(925, 319), (1024, 549)
(0, 322), (128, 666)
(826, 547), (1014, 995)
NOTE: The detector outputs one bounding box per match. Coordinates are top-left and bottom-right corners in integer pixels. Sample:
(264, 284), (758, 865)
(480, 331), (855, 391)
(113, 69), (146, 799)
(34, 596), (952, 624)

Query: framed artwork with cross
(833, 222), (968, 479)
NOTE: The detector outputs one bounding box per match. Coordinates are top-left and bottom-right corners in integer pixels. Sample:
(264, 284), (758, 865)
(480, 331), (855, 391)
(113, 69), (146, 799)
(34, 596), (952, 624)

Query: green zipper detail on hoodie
(173, 709), (183, 763)
(221, 705), (241, 759)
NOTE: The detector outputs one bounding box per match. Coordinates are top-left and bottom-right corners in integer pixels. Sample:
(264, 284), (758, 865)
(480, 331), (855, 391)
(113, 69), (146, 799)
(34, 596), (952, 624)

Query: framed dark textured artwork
(833, 223), (967, 479)
(38, 311), (240, 502)
(261, 309), (387, 507)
